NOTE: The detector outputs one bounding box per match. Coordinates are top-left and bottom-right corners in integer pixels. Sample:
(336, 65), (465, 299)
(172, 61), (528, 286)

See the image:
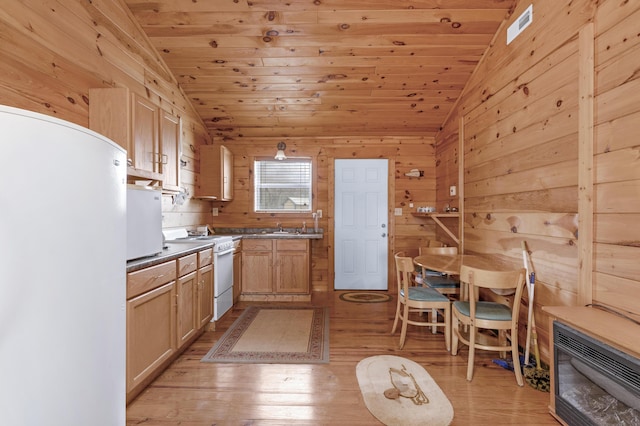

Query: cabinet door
(198, 263), (213, 327)
(126, 281), (176, 393)
(275, 251), (309, 294)
(160, 110), (181, 192)
(197, 144), (233, 200)
(275, 239), (310, 294)
(221, 145), (233, 200)
(241, 250), (273, 293)
(233, 249), (242, 302)
(131, 93), (159, 174)
(88, 87), (130, 152)
(176, 270), (198, 348)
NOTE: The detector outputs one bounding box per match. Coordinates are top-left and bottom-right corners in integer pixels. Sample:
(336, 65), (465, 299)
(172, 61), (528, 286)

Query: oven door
(214, 247), (234, 296)
(213, 247), (234, 320)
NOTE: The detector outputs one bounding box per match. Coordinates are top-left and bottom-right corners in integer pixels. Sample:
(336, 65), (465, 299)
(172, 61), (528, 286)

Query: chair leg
(399, 303), (409, 349)
(451, 315), (459, 355)
(466, 325), (476, 381)
(444, 306), (451, 352)
(431, 308), (438, 333)
(391, 299), (401, 334)
(511, 325), (524, 386)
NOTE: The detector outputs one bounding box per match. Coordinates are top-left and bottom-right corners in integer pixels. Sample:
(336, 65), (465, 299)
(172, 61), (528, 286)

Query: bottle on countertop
(301, 221), (307, 233)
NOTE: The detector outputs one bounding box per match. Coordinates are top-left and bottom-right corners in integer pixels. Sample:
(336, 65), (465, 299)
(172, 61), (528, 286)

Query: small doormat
(339, 292), (392, 303)
(356, 355), (454, 426)
(201, 306), (329, 364)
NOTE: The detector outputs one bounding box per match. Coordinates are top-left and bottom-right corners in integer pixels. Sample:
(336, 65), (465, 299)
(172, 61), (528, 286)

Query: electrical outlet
(316, 209), (322, 218)
(211, 207), (218, 216)
(449, 185), (457, 196)
(394, 208), (403, 216)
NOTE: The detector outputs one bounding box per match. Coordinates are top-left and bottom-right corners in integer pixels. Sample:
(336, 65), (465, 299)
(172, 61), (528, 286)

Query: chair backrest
(419, 246), (458, 256)
(459, 265), (527, 317)
(394, 252), (415, 293)
(417, 240), (446, 250)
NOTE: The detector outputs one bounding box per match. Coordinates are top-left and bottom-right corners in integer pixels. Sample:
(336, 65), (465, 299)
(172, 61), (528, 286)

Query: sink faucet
(277, 222), (283, 232)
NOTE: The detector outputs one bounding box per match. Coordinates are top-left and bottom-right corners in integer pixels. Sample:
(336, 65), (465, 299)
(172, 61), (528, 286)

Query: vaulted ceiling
(125, 0), (517, 140)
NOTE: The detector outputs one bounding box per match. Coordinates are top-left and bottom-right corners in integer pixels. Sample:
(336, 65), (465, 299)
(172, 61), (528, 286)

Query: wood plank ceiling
(125, 0), (517, 140)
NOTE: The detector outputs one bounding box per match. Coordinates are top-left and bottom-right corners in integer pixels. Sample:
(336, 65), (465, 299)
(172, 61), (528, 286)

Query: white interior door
(334, 159), (388, 290)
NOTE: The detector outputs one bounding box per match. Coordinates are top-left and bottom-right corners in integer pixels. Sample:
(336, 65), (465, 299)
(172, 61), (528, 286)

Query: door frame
(328, 157), (395, 291)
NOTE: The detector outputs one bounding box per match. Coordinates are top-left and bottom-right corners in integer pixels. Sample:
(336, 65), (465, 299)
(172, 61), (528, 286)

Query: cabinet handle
(152, 152), (166, 165)
(149, 274), (165, 284)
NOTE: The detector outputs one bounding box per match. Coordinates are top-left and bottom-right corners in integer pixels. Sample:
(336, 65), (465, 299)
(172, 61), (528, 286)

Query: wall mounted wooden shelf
(411, 212), (460, 245)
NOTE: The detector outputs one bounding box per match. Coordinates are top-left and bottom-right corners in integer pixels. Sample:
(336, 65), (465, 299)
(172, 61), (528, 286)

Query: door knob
(381, 233), (386, 237)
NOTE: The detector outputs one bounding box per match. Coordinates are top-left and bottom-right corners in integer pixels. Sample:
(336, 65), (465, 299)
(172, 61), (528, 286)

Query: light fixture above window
(274, 141), (287, 160)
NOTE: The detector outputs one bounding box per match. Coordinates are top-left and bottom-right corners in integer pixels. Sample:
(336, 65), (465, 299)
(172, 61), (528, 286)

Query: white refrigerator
(0, 105), (126, 425)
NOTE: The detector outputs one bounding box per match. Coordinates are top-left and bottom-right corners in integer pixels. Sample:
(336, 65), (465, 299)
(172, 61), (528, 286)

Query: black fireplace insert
(553, 321), (640, 425)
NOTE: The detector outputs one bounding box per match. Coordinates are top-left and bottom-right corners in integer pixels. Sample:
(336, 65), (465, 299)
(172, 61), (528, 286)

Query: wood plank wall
(206, 137), (437, 292)
(0, 0), (212, 227)
(436, 0), (640, 363)
(593, 0), (640, 318)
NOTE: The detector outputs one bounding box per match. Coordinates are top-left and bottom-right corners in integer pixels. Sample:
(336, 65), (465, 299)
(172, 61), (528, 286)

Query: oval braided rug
(356, 355), (454, 426)
(339, 292), (392, 303)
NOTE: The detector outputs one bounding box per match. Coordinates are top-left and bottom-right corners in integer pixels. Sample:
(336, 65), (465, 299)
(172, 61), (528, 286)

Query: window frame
(251, 156), (316, 216)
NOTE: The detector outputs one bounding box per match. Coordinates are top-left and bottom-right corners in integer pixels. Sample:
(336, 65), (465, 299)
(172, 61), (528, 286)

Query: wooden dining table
(413, 253), (519, 347)
(413, 254), (515, 276)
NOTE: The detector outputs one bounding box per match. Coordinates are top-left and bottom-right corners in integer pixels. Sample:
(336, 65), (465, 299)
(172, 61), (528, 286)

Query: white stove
(163, 228), (234, 321)
(212, 236), (234, 253)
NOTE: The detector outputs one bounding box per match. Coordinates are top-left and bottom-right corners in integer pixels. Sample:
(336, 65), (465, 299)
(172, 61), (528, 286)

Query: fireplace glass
(553, 321), (640, 425)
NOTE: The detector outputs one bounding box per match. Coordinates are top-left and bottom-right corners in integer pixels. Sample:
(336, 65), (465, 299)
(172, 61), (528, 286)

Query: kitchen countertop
(126, 229), (323, 273)
(219, 232), (323, 240)
(127, 241), (213, 273)
(212, 227), (323, 240)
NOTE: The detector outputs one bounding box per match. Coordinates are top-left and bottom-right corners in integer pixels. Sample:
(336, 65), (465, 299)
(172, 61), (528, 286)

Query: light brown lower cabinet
(241, 238), (310, 301)
(126, 247), (213, 403)
(197, 249), (214, 328)
(232, 240), (242, 303)
(126, 261), (177, 399)
(176, 253), (198, 348)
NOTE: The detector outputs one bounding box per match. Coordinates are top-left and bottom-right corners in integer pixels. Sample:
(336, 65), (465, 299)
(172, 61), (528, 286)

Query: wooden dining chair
(391, 252), (451, 351)
(424, 239), (446, 248)
(414, 240), (446, 279)
(418, 246), (461, 296)
(451, 265), (527, 386)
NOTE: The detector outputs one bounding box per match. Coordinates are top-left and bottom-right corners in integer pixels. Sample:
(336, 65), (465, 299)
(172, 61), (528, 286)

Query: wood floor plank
(126, 291), (556, 425)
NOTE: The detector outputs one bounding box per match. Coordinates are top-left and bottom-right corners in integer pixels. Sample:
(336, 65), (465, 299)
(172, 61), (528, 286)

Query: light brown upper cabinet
(89, 88), (181, 192)
(197, 144), (233, 201)
(159, 110), (181, 192)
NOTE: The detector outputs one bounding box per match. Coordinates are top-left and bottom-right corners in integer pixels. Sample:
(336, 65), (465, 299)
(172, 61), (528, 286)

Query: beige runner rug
(356, 355), (454, 426)
(202, 306), (329, 364)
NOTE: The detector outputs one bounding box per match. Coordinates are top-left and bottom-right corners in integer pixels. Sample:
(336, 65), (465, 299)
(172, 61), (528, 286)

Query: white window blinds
(254, 159), (312, 212)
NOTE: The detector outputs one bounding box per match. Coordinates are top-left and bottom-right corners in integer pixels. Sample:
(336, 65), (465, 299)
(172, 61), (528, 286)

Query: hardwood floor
(126, 291), (557, 425)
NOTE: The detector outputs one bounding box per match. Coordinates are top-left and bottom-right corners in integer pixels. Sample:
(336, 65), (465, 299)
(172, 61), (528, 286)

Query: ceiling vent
(507, 4), (533, 45)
